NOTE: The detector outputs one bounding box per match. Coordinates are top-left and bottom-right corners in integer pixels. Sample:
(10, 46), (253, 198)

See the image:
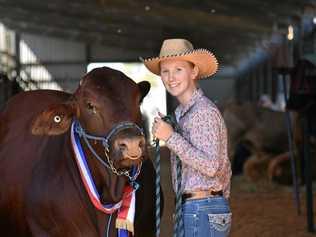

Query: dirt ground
(157, 147), (316, 237)
(230, 176), (316, 237)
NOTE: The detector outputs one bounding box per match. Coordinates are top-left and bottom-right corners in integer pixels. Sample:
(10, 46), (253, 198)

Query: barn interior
(1, 0), (316, 236)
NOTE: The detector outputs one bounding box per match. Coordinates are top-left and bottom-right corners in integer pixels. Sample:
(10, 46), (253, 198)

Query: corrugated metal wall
(19, 33), (87, 92)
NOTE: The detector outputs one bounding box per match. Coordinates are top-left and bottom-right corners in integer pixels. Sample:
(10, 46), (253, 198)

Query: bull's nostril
(118, 143), (127, 151)
(139, 137), (146, 147)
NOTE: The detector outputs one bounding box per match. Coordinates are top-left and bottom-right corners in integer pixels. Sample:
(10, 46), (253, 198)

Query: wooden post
(14, 32), (20, 79)
(303, 113), (315, 232)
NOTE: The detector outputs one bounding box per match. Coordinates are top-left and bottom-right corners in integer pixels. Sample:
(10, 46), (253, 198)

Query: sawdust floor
(229, 176), (316, 237)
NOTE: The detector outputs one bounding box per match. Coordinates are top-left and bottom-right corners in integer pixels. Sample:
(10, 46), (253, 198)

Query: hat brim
(143, 49), (218, 79)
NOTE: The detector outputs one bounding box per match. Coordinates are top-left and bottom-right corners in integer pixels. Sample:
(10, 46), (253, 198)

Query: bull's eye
(53, 115), (61, 123)
(86, 102), (97, 114)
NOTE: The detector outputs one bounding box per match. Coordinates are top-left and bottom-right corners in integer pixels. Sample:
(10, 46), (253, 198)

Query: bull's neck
(80, 139), (126, 204)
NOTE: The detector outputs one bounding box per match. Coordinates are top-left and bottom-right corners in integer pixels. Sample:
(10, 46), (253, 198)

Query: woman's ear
(192, 65), (199, 79)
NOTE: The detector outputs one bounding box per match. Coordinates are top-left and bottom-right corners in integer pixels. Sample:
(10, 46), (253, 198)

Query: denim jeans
(182, 196), (232, 237)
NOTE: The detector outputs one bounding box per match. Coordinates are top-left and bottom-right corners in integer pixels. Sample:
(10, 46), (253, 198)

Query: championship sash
(71, 122), (136, 236)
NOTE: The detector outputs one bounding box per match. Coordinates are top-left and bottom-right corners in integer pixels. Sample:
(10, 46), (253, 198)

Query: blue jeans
(182, 196), (232, 237)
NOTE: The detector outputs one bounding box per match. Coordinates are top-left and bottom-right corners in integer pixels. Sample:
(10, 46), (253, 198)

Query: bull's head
(31, 67), (151, 203)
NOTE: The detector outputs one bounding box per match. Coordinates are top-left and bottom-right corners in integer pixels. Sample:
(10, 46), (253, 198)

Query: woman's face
(160, 59), (199, 104)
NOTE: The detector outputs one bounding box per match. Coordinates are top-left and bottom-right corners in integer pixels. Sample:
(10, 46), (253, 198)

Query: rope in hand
(154, 115), (184, 237)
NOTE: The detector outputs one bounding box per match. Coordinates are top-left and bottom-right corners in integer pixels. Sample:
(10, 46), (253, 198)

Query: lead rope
(154, 138), (161, 237)
(106, 213), (113, 237)
(173, 154), (184, 237)
(154, 115), (184, 237)
(167, 115), (184, 237)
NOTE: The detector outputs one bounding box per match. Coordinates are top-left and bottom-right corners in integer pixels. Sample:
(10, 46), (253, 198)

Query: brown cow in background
(0, 67), (160, 237)
(220, 100), (290, 182)
(0, 73), (22, 110)
(222, 100), (316, 185)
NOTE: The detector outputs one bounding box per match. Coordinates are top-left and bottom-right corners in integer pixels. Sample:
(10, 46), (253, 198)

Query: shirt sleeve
(166, 106), (223, 177)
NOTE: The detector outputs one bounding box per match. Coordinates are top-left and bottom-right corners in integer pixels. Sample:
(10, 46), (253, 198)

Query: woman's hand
(152, 112), (174, 142)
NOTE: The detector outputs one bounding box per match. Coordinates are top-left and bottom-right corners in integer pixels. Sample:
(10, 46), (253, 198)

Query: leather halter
(73, 120), (143, 183)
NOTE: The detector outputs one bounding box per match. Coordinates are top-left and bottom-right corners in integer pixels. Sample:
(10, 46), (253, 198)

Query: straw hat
(142, 39), (218, 79)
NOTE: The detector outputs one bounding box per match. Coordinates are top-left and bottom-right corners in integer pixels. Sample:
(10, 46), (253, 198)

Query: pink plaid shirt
(166, 88), (231, 198)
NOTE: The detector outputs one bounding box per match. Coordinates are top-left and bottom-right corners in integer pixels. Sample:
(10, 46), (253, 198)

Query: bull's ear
(31, 102), (77, 136)
(137, 81), (151, 103)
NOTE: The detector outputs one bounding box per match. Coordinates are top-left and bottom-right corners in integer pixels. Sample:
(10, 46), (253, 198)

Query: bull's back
(1, 90), (70, 123)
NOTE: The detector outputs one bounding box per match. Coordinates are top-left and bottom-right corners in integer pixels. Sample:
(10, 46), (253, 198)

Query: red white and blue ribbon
(116, 185), (136, 237)
(70, 122), (136, 236)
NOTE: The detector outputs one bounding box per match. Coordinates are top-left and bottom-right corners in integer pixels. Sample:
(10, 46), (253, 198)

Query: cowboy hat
(142, 38), (218, 79)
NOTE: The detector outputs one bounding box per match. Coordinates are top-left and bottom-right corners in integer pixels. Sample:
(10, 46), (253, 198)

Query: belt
(182, 190), (223, 204)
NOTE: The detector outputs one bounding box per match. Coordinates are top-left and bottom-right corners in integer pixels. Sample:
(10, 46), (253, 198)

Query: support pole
(302, 114), (315, 232)
(281, 74), (301, 215)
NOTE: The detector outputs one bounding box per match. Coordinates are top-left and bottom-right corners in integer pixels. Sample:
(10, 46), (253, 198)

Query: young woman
(143, 38), (232, 237)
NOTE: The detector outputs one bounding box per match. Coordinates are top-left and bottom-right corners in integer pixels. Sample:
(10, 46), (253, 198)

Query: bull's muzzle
(116, 136), (146, 160)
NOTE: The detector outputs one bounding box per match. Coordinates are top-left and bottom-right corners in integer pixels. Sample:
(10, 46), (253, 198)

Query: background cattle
(0, 73), (22, 110)
(220, 100), (293, 183)
(221, 100), (316, 185)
